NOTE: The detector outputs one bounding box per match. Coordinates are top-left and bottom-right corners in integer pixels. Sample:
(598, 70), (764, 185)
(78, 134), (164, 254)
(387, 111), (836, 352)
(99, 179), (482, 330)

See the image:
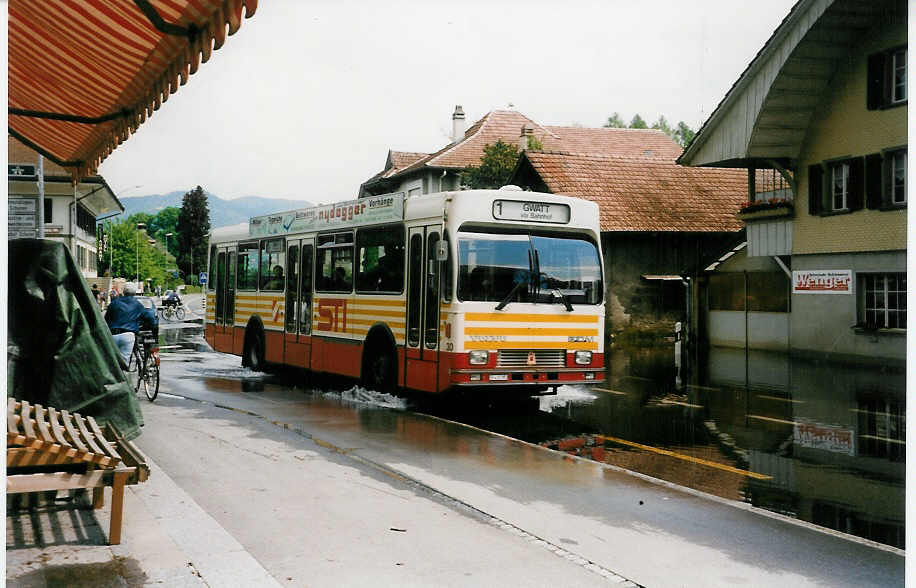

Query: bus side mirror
(436, 241), (448, 262)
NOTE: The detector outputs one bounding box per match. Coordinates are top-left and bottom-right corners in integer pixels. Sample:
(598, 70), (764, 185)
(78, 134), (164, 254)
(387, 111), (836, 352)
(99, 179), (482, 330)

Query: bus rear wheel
(362, 344), (396, 394)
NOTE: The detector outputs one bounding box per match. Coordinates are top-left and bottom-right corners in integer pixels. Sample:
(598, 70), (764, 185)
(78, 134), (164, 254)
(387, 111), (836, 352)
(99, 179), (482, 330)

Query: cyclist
(106, 282), (158, 366)
(162, 289), (182, 309)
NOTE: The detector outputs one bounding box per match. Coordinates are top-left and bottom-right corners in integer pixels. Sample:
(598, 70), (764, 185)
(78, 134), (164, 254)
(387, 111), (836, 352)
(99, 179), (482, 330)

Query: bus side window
(208, 245), (217, 291)
(407, 233), (423, 347)
(440, 231), (451, 303)
(260, 238), (286, 291)
(356, 224), (405, 293)
(237, 242), (259, 290)
(316, 232), (353, 292)
(425, 232), (440, 349)
(285, 244), (299, 332)
(300, 244), (313, 335)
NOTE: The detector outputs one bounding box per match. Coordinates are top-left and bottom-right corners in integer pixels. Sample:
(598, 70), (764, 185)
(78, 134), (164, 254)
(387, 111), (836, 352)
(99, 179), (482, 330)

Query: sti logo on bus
(492, 200), (570, 224)
(317, 299), (348, 332)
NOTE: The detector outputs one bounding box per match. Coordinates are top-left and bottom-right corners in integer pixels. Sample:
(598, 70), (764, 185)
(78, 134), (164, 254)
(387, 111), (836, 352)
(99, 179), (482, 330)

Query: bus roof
(211, 186), (599, 245)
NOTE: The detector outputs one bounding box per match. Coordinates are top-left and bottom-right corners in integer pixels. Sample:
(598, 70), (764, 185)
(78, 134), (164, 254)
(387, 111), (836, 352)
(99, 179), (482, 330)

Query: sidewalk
(6, 459), (280, 587)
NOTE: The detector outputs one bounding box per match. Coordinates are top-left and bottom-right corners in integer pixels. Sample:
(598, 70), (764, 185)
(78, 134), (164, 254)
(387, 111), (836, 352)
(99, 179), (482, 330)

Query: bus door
(213, 246), (236, 352)
(405, 226), (441, 392)
(284, 239), (314, 369)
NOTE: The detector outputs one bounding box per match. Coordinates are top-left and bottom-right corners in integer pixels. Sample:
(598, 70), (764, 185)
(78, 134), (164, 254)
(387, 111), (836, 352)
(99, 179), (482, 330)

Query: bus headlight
(469, 350), (489, 365)
(574, 351), (592, 365)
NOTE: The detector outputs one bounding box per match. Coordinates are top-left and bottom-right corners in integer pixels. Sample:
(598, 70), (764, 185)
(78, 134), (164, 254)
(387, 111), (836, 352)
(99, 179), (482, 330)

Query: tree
(651, 115), (673, 137)
(148, 207), (180, 256)
(603, 112), (625, 128)
(461, 140), (520, 189)
(629, 114), (648, 129)
(175, 186), (211, 283)
(673, 121), (697, 148)
(100, 219), (166, 285)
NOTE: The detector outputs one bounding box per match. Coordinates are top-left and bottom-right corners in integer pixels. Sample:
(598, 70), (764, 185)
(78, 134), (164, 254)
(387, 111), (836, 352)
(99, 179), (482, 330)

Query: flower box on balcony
(737, 201), (794, 221)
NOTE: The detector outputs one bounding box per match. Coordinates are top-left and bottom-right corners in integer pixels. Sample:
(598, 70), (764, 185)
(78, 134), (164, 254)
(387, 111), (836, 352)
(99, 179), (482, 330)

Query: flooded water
(159, 324), (905, 549)
(427, 344), (905, 549)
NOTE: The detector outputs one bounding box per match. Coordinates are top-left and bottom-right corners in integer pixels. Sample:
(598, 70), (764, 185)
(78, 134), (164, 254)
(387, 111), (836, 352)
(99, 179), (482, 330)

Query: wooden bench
(6, 398), (150, 545)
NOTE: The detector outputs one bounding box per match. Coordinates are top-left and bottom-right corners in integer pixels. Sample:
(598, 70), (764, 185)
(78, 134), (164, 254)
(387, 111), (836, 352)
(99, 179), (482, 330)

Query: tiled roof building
(359, 108), (687, 197)
(514, 151), (747, 232)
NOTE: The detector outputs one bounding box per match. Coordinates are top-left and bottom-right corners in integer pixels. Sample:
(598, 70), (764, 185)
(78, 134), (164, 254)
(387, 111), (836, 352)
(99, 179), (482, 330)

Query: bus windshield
(457, 230), (602, 306)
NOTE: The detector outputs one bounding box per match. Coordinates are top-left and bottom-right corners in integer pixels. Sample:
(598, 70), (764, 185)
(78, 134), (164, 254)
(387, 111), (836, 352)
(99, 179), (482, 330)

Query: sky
(98, 0), (799, 205)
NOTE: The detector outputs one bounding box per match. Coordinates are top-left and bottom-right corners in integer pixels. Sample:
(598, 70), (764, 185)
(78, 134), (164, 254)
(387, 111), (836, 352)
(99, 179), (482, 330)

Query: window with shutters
(808, 158), (863, 215)
(864, 147), (907, 210)
(868, 46), (907, 110)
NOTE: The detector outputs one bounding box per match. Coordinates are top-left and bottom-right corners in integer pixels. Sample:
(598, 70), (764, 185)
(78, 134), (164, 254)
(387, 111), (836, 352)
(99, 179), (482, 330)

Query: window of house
(893, 48), (906, 103)
(891, 150), (906, 204)
(316, 232), (353, 292)
(236, 242), (259, 290)
(808, 158), (864, 215)
(865, 147), (907, 209)
(860, 273), (906, 329)
(868, 46), (907, 109)
(44, 198), (52, 223)
(259, 238), (286, 291)
(831, 163), (849, 211)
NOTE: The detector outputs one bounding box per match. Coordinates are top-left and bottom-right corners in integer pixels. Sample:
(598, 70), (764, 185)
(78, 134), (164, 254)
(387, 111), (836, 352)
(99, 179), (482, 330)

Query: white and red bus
(205, 187), (605, 395)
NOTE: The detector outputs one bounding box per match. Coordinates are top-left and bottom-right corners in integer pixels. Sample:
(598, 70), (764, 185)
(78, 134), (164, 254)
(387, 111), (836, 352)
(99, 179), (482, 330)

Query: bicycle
(128, 329), (160, 401)
(158, 304), (186, 321)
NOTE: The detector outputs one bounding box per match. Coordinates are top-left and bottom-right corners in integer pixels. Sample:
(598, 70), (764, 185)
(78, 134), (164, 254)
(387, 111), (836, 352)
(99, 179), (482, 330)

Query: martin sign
(792, 270), (852, 294)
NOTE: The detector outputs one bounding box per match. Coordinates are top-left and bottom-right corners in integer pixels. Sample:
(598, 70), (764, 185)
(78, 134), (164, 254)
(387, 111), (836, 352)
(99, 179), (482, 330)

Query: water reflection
(446, 344), (904, 549)
(597, 345), (905, 548)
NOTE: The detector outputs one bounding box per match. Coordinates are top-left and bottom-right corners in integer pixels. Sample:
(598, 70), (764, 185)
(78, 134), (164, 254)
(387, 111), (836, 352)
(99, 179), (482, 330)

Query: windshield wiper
(495, 277), (528, 311)
(551, 288), (574, 312)
(496, 250), (532, 311)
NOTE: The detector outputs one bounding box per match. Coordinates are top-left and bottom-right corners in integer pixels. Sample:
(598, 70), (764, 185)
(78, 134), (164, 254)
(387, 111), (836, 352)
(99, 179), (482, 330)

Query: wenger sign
(792, 270), (852, 294)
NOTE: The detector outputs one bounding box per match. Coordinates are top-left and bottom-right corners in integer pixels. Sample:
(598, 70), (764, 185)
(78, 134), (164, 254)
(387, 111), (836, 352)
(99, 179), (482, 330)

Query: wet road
(134, 326), (904, 587)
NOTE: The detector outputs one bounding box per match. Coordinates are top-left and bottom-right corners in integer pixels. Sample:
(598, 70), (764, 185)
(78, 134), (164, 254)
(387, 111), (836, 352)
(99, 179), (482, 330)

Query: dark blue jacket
(105, 296), (158, 333)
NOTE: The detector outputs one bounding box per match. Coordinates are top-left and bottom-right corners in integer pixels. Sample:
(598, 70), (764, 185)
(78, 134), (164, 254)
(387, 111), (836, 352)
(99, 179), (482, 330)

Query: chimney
(451, 105), (466, 142)
(519, 124), (535, 151)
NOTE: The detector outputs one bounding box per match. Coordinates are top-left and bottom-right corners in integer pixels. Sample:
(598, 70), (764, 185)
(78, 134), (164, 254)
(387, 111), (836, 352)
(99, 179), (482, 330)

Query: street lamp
(136, 222), (146, 286)
(164, 232), (173, 289)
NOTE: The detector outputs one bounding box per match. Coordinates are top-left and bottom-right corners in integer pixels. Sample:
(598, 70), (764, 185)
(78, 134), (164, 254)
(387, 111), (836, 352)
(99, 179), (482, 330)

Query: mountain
(117, 191), (313, 228)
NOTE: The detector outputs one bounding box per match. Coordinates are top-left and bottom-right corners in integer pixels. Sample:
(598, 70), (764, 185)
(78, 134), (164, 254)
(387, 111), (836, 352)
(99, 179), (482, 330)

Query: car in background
(136, 295), (157, 312)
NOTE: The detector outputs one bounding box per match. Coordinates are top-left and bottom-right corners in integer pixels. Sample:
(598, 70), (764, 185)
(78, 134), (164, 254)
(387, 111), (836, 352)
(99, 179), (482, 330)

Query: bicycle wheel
(142, 352), (159, 401)
(133, 348), (145, 394)
(157, 307), (165, 320)
(175, 307), (185, 321)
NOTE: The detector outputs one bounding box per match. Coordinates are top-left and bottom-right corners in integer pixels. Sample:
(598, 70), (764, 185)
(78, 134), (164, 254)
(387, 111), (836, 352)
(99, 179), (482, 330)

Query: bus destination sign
(492, 199), (570, 224)
(250, 193), (404, 237)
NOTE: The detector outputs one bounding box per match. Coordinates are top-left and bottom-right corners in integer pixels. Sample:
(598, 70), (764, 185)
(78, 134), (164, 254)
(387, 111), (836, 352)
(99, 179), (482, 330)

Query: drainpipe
(744, 270), (749, 427)
(37, 155), (45, 238)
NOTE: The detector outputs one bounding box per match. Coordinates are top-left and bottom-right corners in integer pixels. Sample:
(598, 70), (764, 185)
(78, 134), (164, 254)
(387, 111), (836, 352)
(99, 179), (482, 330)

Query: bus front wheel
(244, 329), (265, 372)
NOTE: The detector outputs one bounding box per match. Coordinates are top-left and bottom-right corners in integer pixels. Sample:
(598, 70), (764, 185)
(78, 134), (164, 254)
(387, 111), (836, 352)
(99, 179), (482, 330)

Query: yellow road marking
(859, 435), (905, 445)
(756, 394), (804, 404)
(686, 384), (721, 393)
(591, 387), (627, 396)
(747, 414), (796, 426)
(659, 399), (704, 408)
(599, 435), (772, 480)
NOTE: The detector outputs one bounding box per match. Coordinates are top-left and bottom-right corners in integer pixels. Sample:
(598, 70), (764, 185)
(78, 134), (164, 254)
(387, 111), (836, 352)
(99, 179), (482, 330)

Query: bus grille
(497, 349), (566, 367)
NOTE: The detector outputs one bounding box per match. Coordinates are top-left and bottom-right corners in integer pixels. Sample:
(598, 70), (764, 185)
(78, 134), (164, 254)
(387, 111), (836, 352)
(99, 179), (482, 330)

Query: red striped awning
(8, 0), (258, 183)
